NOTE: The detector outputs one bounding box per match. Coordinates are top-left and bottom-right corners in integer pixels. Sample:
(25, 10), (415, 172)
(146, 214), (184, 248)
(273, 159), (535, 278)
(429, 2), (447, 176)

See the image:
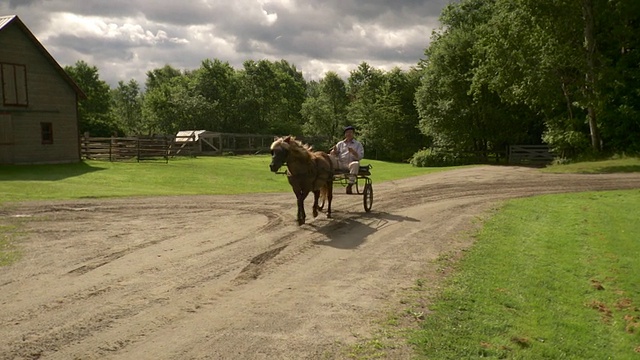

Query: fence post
(110, 135), (115, 162)
(82, 132), (90, 159)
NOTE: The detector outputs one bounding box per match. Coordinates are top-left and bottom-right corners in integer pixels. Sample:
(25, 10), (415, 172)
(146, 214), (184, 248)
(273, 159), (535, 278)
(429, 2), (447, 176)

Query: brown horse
(269, 136), (333, 225)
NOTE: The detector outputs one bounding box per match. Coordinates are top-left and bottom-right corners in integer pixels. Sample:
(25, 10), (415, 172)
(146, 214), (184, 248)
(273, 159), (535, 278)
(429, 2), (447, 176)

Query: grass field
(0, 156), (458, 203)
(408, 190), (640, 359)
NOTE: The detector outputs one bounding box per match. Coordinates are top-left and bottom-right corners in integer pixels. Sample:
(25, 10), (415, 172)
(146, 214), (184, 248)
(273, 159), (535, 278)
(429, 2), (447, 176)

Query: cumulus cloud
(0, 0), (448, 87)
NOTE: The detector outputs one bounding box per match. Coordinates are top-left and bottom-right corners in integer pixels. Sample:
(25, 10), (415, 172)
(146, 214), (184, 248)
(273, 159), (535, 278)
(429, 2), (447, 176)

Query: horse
(269, 136), (333, 225)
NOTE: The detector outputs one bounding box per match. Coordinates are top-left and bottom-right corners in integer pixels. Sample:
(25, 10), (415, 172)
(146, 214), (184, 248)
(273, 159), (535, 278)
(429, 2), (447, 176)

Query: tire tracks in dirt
(0, 166), (638, 359)
(0, 203), (303, 359)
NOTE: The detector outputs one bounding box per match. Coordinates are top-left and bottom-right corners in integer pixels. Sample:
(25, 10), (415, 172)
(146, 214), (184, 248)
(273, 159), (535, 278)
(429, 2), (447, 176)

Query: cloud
(0, 0), (448, 87)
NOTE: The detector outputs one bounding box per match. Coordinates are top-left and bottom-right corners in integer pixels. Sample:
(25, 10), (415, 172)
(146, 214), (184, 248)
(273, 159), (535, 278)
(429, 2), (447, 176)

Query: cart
(332, 164), (373, 212)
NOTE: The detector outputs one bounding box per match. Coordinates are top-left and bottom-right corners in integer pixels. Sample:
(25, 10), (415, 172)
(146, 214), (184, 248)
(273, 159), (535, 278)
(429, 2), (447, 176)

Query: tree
(194, 59), (236, 132)
(235, 60), (273, 133)
(470, 0), (640, 154)
(594, 0), (640, 153)
(235, 59), (306, 135)
(415, 0), (542, 163)
(345, 63), (427, 161)
(111, 79), (144, 135)
(346, 62), (385, 157)
(269, 60), (307, 135)
(301, 71), (348, 143)
(145, 64), (183, 91)
(64, 60), (118, 136)
(142, 71), (214, 134)
(321, 72), (349, 141)
(375, 68), (425, 162)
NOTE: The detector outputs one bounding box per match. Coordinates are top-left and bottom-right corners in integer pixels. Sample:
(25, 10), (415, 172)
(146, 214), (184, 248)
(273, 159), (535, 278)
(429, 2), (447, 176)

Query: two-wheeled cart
(332, 164), (373, 212)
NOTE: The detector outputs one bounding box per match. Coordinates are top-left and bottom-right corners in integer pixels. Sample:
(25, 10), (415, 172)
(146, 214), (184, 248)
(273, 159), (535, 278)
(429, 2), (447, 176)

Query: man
(330, 125), (364, 194)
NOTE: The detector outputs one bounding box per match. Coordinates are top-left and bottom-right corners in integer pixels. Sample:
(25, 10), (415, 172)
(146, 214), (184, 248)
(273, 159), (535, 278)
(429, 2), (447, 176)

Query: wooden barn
(0, 15), (85, 164)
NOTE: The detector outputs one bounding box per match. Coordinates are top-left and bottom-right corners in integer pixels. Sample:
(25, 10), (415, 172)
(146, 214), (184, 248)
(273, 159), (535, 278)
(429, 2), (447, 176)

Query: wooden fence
(79, 133), (275, 161)
(508, 145), (554, 164)
(174, 132), (276, 155)
(80, 135), (555, 165)
(80, 136), (172, 162)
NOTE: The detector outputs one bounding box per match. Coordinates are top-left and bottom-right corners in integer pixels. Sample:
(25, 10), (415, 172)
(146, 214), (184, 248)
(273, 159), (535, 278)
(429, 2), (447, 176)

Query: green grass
(543, 156), (640, 174)
(410, 190), (640, 359)
(0, 156), (456, 203)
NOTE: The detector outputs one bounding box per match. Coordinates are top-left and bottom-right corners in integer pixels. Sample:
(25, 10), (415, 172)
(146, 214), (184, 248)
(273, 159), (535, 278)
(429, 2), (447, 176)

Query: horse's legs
(296, 190), (308, 225)
(312, 190), (320, 218)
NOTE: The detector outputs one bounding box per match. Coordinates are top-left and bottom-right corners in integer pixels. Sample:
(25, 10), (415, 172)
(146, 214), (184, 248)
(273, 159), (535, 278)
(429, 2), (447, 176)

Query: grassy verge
(543, 156), (640, 174)
(408, 190), (640, 359)
(0, 156), (457, 203)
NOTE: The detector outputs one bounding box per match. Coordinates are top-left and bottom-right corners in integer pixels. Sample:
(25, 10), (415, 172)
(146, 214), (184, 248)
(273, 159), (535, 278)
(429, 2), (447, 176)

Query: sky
(2, 0), (450, 88)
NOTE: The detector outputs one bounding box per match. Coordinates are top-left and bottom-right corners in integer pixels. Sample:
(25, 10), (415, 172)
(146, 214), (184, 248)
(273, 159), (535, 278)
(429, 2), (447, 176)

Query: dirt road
(1, 166), (639, 359)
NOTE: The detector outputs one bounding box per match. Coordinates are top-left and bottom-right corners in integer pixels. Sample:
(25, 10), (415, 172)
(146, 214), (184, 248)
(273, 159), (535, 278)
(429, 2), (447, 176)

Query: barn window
(1, 63), (29, 106)
(41, 122), (53, 144)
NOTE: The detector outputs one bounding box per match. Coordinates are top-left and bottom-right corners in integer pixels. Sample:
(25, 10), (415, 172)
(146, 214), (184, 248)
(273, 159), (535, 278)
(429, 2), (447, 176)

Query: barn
(0, 15), (85, 164)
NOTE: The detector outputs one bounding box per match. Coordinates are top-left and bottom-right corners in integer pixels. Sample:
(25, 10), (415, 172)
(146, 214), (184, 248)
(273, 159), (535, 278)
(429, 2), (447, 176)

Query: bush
(542, 124), (590, 159)
(410, 148), (461, 167)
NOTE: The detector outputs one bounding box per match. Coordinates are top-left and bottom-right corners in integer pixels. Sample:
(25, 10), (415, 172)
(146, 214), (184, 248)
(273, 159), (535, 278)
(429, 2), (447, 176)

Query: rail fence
(80, 135), (555, 165)
(80, 135), (193, 162)
(79, 133), (275, 162)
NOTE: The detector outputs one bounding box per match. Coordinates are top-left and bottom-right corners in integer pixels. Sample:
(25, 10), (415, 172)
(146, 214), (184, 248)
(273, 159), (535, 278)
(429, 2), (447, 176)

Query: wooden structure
(80, 135), (170, 162)
(80, 132), (277, 161)
(508, 145), (554, 164)
(173, 130), (275, 155)
(0, 15), (85, 164)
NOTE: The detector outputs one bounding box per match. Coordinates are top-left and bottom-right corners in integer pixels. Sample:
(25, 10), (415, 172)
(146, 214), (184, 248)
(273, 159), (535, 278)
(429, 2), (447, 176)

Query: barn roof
(0, 15), (86, 99)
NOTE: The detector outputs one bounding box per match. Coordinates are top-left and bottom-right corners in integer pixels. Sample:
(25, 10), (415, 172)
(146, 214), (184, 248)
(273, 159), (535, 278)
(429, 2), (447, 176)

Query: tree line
(65, 0), (639, 164)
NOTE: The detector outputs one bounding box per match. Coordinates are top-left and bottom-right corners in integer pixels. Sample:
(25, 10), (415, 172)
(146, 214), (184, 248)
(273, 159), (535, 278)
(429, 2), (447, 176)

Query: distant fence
(80, 136), (172, 162)
(174, 132), (275, 155)
(508, 145), (554, 164)
(80, 133), (277, 161)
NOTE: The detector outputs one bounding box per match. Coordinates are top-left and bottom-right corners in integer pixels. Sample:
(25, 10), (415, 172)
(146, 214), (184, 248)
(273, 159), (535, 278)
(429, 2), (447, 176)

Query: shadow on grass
(0, 161), (105, 181)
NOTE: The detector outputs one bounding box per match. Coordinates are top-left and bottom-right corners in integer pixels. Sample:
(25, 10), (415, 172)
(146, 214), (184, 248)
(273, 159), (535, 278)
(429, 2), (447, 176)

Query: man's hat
(343, 125), (355, 134)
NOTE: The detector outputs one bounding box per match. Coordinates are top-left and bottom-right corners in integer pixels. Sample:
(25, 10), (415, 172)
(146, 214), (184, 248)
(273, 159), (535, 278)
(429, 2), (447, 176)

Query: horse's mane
(271, 136), (315, 157)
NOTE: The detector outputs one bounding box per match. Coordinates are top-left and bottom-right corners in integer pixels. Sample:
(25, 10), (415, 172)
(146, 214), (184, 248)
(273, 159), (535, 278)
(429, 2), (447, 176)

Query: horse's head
(269, 136), (291, 172)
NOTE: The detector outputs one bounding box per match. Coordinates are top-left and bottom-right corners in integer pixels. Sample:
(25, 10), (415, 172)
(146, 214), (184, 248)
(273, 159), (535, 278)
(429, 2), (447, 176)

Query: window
(41, 122), (53, 144)
(1, 63), (29, 106)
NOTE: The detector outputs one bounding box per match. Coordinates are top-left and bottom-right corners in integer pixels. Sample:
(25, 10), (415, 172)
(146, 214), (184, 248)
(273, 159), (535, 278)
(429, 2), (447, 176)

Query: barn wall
(0, 21), (80, 164)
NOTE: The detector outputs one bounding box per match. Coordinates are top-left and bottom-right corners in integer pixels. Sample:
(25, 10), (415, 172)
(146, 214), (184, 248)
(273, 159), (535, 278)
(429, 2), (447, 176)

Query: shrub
(410, 148), (461, 167)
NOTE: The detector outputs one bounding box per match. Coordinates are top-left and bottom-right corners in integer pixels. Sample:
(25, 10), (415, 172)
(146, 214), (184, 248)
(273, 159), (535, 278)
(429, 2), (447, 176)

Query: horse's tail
(320, 184), (328, 204)
(318, 153), (334, 210)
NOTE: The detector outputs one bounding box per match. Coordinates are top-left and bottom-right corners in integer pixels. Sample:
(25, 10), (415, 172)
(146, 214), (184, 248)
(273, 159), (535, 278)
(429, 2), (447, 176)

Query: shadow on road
(308, 211), (419, 250)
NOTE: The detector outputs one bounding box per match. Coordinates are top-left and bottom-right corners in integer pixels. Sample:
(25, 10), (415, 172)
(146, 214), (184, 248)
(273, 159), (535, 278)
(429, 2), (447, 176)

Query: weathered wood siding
(0, 21), (80, 164)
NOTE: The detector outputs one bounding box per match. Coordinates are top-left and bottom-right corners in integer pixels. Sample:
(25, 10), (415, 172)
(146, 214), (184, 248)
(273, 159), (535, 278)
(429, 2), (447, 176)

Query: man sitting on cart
(330, 125), (364, 194)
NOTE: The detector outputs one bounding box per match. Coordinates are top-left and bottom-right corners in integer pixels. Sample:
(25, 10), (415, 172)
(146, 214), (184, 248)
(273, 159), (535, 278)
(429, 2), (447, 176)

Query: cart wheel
(363, 183), (373, 212)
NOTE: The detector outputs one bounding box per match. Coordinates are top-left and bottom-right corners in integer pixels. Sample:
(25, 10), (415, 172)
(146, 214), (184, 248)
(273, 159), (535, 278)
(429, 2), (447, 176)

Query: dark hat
(343, 125), (355, 134)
